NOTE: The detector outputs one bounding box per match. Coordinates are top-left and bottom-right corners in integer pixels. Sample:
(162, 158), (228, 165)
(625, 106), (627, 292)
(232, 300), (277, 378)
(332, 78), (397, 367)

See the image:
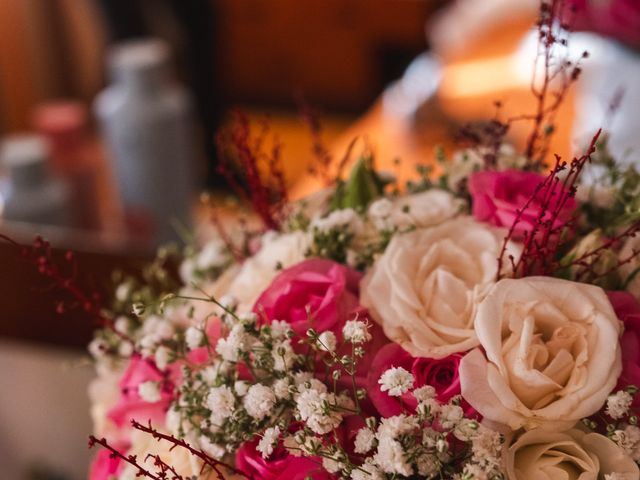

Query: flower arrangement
(66, 1), (640, 479)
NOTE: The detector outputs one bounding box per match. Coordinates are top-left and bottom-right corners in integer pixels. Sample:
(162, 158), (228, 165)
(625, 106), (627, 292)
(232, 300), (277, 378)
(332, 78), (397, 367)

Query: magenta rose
(253, 258), (362, 336)
(564, 0), (640, 48)
(607, 291), (640, 409)
(235, 440), (334, 480)
(469, 170), (576, 240)
(89, 441), (128, 480)
(367, 343), (474, 418)
(253, 258), (388, 390)
(107, 355), (174, 427)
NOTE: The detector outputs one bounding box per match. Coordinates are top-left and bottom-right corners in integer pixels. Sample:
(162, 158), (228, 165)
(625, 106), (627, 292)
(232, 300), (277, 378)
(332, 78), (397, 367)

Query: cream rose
(460, 277), (622, 431)
(361, 216), (513, 358)
(505, 428), (639, 480)
(221, 230), (311, 311)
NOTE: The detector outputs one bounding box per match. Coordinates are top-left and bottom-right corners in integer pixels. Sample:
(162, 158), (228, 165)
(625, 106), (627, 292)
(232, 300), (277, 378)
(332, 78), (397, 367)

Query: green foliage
(330, 156), (385, 211)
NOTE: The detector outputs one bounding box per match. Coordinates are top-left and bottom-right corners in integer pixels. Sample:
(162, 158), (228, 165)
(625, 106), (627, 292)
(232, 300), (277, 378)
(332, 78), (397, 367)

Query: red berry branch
(512, 0), (586, 168)
(296, 94), (334, 184)
(88, 436), (165, 480)
(0, 233), (131, 342)
(497, 129), (601, 279)
(131, 420), (253, 480)
(216, 111), (288, 232)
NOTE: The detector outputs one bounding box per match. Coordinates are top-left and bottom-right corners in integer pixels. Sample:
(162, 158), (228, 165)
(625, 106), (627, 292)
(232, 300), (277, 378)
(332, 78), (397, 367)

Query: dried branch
(131, 420), (253, 480)
(498, 129), (601, 278)
(216, 111), (288, 231)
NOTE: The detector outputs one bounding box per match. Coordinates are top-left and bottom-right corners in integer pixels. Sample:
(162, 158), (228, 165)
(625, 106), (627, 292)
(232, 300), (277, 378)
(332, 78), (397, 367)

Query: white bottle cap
(108, 38), (171, 85)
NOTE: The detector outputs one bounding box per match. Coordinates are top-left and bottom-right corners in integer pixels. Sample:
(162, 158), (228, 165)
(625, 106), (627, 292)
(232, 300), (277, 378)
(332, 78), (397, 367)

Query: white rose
(223, 230), (311, 311)
(460, 277), (622, 431)
(505, 428), (638, 480)
(361, 216), (515, 358)
(368, 189), (463, 231)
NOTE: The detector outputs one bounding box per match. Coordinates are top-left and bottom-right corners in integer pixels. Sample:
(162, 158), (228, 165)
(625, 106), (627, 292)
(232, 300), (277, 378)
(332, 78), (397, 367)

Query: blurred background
(0, 0), (639, 478)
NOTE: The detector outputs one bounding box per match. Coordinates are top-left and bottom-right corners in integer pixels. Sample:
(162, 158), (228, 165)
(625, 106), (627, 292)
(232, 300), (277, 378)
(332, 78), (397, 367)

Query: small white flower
(115, 340), (132, 357)
(374, 436), (413, 476)
(273, 378), (293, 400)
(417, 398), (440, 417)
(138, 381), (162, 403)
(342, 320), (372, 344)
(378, 367), (414, 397)
(216, 324), (251, 362)
(322, 457), (343, 473)
(470, 426), (502, 469)
(257, 426), (280, 458)
(439, 404), (464, 429)
(199, 435), (226, 459)
(350, 459), (385, 480)
(115, 283), (131, 302)
(244, 384), (276, 420)
(454, 419), (480, 442)
(239, 312), (258, 325)
(196, 239), (229, 271)
(368, 198), (395, 231)
(270, 320), (292, 339)
(88, 338), (108, 358)
(607, 391), (634, 419)
(413, 385), (436, 402)
(185, 326), (205, 350)
(295, 389), (342, 434)
(354, 427), (376, 454)
(416, 453), (439, 477)
(377, 414), (418, 440)
(293, 372), (314, 386)
(312, 208), (362, 234)
(206, 385), (235, 425)
(272, 339), (296, 371)
(154, 346), (171, 370)
(234, 380), (249, 397)
(317, 331), (337, 353)
(611, 425), (640, 461)
(114, 316), (130, 334)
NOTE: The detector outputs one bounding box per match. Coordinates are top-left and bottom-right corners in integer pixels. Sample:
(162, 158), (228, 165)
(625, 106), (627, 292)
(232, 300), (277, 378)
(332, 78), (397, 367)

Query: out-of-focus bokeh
(1, 0), (639, 478)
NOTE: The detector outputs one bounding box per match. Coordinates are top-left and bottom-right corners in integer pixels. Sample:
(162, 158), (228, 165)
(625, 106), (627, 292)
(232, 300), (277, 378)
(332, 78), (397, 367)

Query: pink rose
(367, 343), (474, 417)
(235, 440), (334, 480)
(564, 0), (640, 48)
(89, 441), (128, 480)
(253, 258), (362, 336)
(107, 355), (173, 427)
(253, 258), (388, 390)
(607, 291), (640, 408)
(469, 170), (576, 240)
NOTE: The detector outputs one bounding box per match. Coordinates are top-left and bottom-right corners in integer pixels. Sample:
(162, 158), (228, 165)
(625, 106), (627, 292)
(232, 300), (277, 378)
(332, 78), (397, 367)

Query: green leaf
(330, 156), (383, 211)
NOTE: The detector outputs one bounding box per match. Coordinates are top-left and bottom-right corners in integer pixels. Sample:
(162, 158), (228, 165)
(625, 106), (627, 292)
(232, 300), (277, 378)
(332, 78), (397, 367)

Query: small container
(94, 38), (197, 245)
(0, 134), (71, 227)
(31, 100), (100, 229)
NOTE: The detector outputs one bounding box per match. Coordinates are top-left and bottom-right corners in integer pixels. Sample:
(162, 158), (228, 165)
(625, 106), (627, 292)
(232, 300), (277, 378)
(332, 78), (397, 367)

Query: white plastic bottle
(95, 38), (196, 245)
(0, 134), (71, 227)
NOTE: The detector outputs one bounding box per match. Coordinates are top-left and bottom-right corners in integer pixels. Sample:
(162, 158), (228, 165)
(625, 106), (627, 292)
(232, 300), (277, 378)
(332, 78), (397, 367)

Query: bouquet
(83, 2), (640, 479)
